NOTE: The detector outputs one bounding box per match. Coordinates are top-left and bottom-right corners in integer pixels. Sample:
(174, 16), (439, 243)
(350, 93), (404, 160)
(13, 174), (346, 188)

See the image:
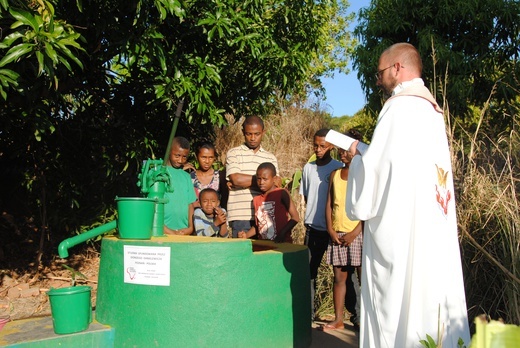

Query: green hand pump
(137, 99), (185, 237)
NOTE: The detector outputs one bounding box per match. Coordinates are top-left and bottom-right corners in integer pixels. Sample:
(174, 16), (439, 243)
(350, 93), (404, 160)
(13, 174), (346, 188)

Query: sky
(321, 0), (371, 117)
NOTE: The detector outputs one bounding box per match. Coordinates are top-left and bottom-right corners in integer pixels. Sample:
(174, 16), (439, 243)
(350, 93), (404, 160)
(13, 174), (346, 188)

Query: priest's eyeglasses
(375, 63), (403, 80)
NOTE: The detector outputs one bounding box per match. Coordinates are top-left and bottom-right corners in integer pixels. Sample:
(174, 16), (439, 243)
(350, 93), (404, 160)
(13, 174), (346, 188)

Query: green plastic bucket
(116, 197), (155, 239)
(48, 286), (92, 334)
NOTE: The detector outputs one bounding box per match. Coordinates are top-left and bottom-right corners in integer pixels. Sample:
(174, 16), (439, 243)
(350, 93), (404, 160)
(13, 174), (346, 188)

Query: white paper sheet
(325, 129), (369, 155)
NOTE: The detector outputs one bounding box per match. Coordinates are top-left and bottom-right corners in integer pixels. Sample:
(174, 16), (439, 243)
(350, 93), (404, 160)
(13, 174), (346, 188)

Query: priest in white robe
(346, 43), (471, 348)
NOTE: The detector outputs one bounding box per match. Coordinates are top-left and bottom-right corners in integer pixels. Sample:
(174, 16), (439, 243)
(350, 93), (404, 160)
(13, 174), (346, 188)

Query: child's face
(169, 144), (189, 168)
(313, 136), (333, 160)
(256, 168), (275, 193)
(196, 148), (215, 172)
(338, 148), (353, 165)
(199, 191), (220, 215)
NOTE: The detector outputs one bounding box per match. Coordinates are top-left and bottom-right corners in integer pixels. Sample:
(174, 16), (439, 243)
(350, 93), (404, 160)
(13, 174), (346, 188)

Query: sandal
(319, 321), (345, 331)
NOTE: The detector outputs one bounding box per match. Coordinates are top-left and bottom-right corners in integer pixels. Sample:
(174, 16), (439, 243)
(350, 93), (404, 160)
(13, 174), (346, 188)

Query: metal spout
(58, 220), (117, 258)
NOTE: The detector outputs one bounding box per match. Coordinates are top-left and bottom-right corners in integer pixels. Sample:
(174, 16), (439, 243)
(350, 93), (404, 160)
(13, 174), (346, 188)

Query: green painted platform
(0, 315), (115, 347)
(96, 236), (311, 347)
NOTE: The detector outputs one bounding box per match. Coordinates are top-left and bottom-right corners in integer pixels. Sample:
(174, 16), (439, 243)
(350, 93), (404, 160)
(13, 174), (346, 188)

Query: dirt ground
(0, 249), (100, 321)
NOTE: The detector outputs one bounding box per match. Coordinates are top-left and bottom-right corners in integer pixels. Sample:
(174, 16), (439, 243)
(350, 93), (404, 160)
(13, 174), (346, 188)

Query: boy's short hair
(257, 162), (276, 177)
(242, 115), (264, 130)
(199, 188), (220, 201)
(314, 128), (330, 138)
(172, 136), (190, 150)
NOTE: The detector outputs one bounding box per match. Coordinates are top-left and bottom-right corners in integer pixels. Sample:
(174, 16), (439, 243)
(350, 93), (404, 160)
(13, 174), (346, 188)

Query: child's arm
(163, 225), (176, 235)
(213, 207), (228, 238)
(183, 162), (196, 172)
(228, 173), (258, 190)
(218, 222), (228, 238)
(274, 190), (300, 243)
(339, 221), (362, 246)
(325, 170), (342, 245)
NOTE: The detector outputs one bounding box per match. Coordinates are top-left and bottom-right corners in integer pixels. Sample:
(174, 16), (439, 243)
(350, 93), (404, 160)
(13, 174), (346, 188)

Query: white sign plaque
(123, 245), (171, 286)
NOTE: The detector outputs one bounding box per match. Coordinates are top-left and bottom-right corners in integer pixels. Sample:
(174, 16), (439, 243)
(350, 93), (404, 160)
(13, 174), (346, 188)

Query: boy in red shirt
(238, 162), (299, 243)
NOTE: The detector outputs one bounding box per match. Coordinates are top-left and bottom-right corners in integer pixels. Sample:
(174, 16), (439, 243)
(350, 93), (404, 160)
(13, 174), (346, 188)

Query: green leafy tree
(353, 0), (519, 133)
(0, 0), (354, 263)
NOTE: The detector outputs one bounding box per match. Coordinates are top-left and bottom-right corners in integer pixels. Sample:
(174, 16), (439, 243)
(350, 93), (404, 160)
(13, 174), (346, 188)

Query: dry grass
(214, 107), (327, 179)
(452, 113), (520, 325)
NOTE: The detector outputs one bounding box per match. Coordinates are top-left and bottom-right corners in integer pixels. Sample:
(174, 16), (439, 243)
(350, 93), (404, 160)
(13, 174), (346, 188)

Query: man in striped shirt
(226, 116), (279, 238)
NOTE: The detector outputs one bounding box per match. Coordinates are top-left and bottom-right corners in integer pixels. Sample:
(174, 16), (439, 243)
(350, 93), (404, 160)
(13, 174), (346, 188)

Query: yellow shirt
(332, 169), (359, 232)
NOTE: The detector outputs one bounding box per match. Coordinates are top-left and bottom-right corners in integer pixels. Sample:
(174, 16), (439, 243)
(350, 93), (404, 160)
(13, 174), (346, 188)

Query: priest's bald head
(376, 43), (422, 96)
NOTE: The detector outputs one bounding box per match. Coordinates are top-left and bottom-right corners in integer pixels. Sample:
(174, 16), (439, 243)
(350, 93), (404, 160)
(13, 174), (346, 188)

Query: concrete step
(0, 315), (114, 348)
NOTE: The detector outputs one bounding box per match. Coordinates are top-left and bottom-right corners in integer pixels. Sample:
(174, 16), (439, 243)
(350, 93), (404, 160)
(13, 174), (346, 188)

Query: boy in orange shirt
(238, 162), (299, 243)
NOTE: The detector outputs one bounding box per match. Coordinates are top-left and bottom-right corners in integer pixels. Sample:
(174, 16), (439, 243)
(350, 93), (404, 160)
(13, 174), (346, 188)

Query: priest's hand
(348, 140), (360, 158)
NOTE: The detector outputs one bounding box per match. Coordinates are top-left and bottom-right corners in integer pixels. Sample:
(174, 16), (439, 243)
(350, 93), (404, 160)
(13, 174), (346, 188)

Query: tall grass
(452, 110), (520, 325)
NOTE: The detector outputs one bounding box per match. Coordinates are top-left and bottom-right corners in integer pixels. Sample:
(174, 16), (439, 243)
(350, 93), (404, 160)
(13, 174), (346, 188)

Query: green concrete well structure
(96, 236), (312, 347)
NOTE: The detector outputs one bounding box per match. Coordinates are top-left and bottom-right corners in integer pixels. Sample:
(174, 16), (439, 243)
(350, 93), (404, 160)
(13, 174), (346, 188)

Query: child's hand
(213, 208), (227, 226)
(183, 163), (196, 172)
(227, 181), (243, 190)
(237, 231), (247, 239)
(340, 233), (355, 246)
(329, 231), (342, 245)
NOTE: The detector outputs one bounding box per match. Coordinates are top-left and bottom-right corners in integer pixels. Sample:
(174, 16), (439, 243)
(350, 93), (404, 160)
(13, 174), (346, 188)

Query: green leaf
(44, 0), (55, 16)
(149, 31), (164, 39)
(57, 55), (72, 72)
(57, 37), (84, 50)
(0, 43), (34, 68)
(0, 32), (24, 49)
(9, 8), (40, 31)
(426, 334), (437, 346)
(419, 334), (437, 348)
(0, 68), (20, 81)
(76, 0), (83, 13)
(55, 43), (84, 69)
(157, 5), (166, 21)
(35, 51), (45, 75)
(44, 42), (58, 64)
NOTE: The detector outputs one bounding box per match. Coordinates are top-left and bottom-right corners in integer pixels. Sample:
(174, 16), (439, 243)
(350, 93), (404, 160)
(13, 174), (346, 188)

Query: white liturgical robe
(346, 79), (471, 347)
